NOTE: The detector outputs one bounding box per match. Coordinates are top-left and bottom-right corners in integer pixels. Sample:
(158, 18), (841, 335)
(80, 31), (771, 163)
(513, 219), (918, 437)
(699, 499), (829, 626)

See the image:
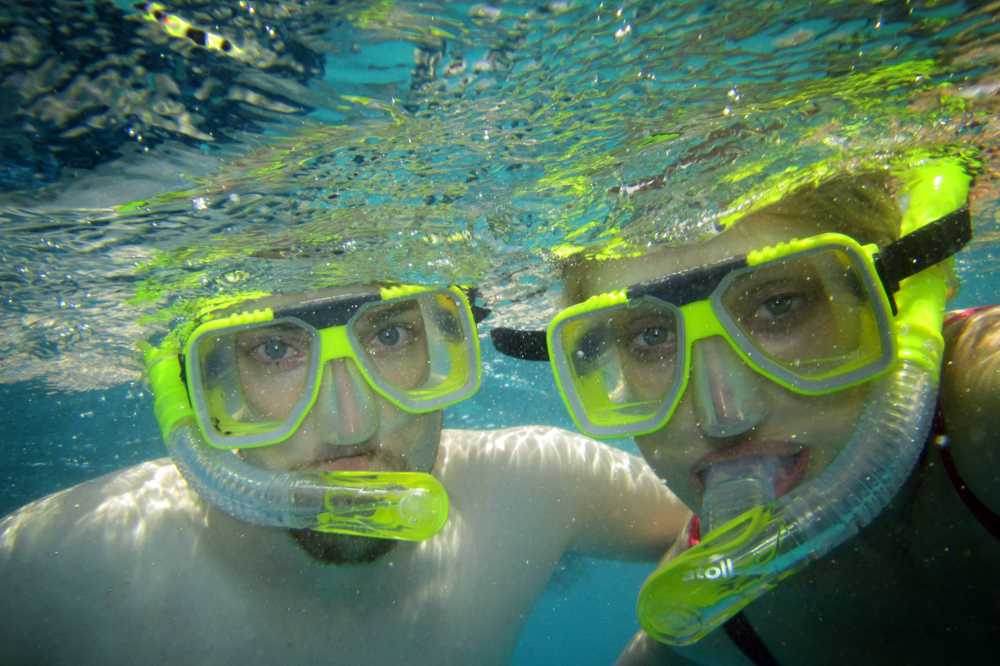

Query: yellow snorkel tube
(636, 159), (971, 645)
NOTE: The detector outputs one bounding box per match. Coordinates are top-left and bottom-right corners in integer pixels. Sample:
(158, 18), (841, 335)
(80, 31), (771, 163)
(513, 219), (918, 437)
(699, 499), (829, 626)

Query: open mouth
(694, 449), (810, 498)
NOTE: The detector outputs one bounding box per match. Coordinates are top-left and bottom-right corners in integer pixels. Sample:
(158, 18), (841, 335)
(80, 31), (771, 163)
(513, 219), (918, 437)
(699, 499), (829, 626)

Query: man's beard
(287, 528), (398, 565)
(286, 444), (417, 566)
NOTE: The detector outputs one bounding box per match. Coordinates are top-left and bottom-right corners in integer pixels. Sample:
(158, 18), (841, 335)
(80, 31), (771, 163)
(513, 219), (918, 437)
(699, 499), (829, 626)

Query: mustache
(290, 443), (411, 473)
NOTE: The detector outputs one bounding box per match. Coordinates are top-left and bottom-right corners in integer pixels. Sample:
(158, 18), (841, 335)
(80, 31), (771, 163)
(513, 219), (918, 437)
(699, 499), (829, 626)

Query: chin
(287, 528), (398, 566)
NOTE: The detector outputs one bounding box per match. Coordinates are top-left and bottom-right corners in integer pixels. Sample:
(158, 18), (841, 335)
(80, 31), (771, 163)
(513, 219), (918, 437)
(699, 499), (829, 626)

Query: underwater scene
(2, 0), (1000, 664)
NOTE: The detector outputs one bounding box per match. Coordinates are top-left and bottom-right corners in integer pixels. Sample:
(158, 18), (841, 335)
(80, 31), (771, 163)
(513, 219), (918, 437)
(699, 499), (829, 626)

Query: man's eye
(377, 325), (404, 346)
(259, 339), (291, 360)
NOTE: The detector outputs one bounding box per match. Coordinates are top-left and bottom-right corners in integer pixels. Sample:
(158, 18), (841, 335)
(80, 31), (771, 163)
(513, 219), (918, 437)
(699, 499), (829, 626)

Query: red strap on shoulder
(943, 306), (992, 329)
(687, 515), (701, 548)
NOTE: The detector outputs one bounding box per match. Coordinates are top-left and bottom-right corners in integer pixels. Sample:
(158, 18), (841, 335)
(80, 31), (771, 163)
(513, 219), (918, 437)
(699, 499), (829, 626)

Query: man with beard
(0, 285), (687, 666)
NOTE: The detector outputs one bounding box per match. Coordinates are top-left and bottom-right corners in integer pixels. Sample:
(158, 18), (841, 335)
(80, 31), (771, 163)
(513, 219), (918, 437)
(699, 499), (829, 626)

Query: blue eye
(637, 327), (670, 347)
(265, 340), (288, 359)
(377, 326), (402, 346)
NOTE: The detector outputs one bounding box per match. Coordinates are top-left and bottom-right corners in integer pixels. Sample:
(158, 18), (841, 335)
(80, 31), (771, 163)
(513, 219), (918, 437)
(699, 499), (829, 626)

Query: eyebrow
(627, 255), (749, 306)
(355, 299), (421, 327)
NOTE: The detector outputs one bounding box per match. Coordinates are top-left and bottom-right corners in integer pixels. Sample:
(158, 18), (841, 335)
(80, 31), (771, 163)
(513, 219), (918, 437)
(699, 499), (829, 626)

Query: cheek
(371, 347), (431, 390)
(634, 430), (702, 503)
(790, 384), (868, 466)
(239, 364), (309, 419)
(389, 410), (442, 472)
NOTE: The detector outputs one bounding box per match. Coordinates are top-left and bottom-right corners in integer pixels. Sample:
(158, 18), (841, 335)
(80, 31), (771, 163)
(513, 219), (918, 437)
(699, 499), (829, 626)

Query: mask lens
(191, 319), (319, 445)
(349, 291), (477, 410)
(719, 248), (885, 381)
(556, 299), (683, 430)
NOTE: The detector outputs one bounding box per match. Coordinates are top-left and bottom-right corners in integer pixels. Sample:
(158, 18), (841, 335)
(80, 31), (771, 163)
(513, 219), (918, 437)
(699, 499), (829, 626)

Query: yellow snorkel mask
(493, 159), (973, 644)
(145, 285), (485, 542)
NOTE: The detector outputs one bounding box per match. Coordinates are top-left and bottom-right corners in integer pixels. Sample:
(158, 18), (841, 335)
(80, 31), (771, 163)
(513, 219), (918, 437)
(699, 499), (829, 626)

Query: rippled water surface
(3, 0), (1000, 662)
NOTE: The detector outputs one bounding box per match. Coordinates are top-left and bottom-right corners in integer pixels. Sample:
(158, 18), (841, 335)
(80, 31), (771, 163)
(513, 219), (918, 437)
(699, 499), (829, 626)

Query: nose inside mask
(313, 359), (381, 445)
(690, 337), (770, 438)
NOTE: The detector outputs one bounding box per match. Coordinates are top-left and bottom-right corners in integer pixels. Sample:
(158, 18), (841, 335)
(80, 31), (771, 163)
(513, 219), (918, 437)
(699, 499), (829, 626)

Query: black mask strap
(491, 328), (549, 362)
(873, 207), (971, 315)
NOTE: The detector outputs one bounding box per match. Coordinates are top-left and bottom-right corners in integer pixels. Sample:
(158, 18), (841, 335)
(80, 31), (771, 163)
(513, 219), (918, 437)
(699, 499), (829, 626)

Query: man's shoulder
(435, 425), (646, 496)
(438, 425), (605, 468)
(1, 458), (206, 556)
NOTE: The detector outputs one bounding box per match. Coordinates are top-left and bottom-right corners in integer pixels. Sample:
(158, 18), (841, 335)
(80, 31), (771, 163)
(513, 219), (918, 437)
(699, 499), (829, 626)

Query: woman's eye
(756, 293), (800, 319)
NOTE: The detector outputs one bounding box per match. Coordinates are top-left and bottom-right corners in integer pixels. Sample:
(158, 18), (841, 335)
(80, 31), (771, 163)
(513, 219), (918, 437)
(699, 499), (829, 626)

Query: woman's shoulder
(937, 305), (1000, 518)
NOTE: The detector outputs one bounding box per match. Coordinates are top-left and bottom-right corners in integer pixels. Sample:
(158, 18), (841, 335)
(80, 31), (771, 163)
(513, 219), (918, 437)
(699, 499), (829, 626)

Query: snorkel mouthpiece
(701, 456), (779, 533)
(637, 159), (972, 645)
(143, 344), (449, 541)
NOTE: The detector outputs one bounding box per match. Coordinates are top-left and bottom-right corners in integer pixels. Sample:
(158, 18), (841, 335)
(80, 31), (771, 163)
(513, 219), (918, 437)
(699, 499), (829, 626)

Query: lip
(314, 455), (376, 472)
(292, 442), (380, 473)
(692, 441), (811, 498)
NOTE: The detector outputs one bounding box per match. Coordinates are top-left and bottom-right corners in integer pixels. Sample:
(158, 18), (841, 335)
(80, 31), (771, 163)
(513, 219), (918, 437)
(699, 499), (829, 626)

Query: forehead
(219, 284), (380, 316)
(575, 212), (827, 299)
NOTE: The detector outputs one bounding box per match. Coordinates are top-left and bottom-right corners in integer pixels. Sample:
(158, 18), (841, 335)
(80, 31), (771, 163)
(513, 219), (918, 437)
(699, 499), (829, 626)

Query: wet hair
(748, 171), (901, 247)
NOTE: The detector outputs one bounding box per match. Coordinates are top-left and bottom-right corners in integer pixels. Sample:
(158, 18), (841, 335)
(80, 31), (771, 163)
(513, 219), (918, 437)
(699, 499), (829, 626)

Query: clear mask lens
(717, 248), (886, 384)
(348, 291), (475, 407)
(188, 290), (479, 448)
(191, 319), (322, 446)
(555, 298), (684, 432)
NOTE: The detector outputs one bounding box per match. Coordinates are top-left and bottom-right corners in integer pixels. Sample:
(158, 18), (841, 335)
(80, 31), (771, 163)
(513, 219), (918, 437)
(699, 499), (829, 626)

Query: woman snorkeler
(494, 158), (1000, 666)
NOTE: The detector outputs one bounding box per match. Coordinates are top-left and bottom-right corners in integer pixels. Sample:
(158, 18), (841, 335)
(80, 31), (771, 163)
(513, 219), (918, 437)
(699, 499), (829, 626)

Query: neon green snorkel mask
(491, 159), (972, 644)
(145, 285), (484, 541)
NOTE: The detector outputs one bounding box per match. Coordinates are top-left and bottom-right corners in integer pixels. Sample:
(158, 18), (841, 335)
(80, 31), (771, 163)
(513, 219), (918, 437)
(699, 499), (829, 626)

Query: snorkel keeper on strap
(635, 158), (972, 645)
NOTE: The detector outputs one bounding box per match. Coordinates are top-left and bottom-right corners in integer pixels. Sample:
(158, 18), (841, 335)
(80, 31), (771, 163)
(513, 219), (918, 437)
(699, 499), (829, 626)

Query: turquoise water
(2, 0), (1000, 663)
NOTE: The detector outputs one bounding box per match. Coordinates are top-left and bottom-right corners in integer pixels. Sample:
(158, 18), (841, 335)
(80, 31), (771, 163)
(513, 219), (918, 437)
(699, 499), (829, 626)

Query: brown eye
(761, 295), (796, 317)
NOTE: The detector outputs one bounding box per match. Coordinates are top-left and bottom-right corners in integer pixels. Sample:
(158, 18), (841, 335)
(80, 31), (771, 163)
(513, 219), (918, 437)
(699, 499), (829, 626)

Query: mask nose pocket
(314, 358), (380, 445)
(690, 336), (769, 438)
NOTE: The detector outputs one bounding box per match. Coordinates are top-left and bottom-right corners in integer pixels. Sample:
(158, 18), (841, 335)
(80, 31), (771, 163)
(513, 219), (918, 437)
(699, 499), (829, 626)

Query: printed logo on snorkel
(682, 558), (736, 582)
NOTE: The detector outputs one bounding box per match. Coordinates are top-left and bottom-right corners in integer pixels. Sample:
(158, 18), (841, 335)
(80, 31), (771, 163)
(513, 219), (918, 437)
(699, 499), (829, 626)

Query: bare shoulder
(1, 458), (207, 557)
(940, 306), (1000, 509)
(0, 459), (215, 664)
(436, 427), (684, 560)
(438, 425), (655, 475)
(436, 426), (661, 498)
